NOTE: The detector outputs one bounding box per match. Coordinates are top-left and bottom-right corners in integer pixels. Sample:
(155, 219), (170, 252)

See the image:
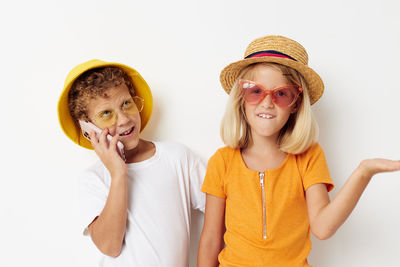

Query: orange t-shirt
(201, 143), (334, 267)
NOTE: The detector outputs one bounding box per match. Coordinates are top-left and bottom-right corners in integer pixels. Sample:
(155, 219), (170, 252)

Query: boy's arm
(88, 171), (127, 257)
(197, 194), (225, 267)
(87, 130), (128, 257)
(306, 158), (400, 240)
(189, 156), (207, 212)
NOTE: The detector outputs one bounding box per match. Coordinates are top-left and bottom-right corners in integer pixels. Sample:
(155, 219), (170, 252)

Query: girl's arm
(306, 158), (400, 240)
(87, 129), (128, 257)
(198, 194), (226, 267)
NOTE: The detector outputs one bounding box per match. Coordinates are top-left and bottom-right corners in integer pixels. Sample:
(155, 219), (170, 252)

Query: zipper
(259, 172), (267, 239)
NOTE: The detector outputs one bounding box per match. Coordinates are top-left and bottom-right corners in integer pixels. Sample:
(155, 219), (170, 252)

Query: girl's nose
(260, 93), (274, 108)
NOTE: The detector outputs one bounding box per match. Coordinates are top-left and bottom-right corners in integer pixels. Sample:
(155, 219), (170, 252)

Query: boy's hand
(90, 128), (127, 178)
(359, 158), (400, 178)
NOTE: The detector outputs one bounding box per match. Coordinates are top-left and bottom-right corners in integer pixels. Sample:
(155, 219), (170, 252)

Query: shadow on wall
(140, 97), (162, 141)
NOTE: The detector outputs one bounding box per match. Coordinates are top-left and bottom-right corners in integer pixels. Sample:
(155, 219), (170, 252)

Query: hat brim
(57, 59), (153, 150)
(220, 57), (323, 105)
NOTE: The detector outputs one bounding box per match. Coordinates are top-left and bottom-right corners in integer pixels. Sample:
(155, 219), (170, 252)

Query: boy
(57, 59), (205, 266)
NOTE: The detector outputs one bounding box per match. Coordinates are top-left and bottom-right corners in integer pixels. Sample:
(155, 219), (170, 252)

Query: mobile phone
(79, 120), (126, 161)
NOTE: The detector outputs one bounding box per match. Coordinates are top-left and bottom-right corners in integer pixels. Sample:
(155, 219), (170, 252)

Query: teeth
(121, 127), (133, 135)
(258, 114), (273, 119)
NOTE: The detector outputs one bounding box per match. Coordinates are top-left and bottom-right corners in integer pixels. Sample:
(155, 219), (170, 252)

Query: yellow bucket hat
(57, 59), (153, 150)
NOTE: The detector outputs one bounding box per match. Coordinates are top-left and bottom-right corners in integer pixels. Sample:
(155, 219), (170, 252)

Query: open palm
(360, 158), (400, 177)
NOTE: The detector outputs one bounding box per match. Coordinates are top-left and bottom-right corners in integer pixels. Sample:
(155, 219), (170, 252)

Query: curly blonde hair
(68, 67), (135, 122)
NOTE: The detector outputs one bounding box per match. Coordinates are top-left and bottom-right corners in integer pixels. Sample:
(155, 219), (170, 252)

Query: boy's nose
(116, 111), (131, 126)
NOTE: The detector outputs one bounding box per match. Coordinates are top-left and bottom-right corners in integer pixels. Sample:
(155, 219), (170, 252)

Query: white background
(1, 0), (400, 266)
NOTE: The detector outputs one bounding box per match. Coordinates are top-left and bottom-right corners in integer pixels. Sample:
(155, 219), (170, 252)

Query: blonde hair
(220, 63), (318, 154)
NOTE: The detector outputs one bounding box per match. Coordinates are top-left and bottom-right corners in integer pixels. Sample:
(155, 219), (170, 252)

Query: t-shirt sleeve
(300, 143), (334, 192)
(201, 150), (226, 198)
(77, 169), (108, 236)
(188, 152), (207, 213)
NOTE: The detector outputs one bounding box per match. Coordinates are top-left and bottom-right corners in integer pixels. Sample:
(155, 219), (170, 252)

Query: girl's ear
(290, 99), (301, 114)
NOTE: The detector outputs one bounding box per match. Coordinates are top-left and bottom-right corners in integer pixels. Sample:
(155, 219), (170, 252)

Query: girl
(197, 35), (400, 267)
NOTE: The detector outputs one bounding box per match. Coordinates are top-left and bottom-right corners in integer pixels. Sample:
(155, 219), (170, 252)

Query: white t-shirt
(78, 141), (206, 267)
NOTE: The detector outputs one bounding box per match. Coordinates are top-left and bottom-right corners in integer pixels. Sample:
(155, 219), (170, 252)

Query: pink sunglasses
(239, 79), (303, 108)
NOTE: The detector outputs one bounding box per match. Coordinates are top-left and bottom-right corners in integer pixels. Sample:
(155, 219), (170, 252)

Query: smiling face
(244, 64), (298, 143)
(86, 83), (141, 150)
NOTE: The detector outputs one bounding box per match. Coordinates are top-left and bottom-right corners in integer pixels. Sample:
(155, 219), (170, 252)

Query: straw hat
(220, 35), (324, 104)
(57, 59), (153, 150)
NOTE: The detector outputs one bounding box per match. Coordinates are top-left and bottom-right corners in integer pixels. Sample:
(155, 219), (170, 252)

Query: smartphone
(79, 120), (126, 161)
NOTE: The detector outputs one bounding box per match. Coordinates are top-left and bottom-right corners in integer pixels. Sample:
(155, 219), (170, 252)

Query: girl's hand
(89, 128), (127, 178)
(359, 158), (400, 178)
